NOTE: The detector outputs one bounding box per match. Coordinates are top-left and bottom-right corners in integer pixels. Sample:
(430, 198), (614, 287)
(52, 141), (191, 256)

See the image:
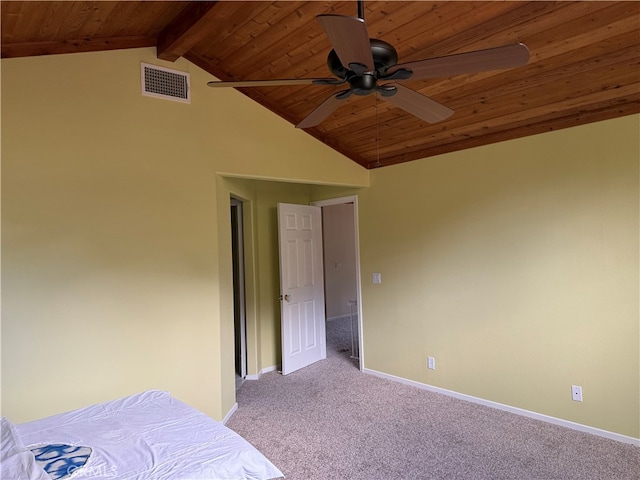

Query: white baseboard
(245, 365), (278, 381)
(222, 402), (238, 425)
(225, 365), (278, 424)
(363, 368), (640, 447)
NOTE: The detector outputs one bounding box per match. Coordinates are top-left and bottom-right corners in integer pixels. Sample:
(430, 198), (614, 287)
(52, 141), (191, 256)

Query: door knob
(279, 294), (290, 302)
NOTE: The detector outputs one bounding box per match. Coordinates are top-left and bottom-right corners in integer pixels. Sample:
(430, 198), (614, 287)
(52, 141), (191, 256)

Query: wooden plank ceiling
(2, 1), (639, 169)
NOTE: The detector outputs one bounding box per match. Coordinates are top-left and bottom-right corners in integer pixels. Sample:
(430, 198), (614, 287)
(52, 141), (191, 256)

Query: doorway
(231, 197), (247, 388)
(313, 195), (363, 370)
(230, 188), (363, 383)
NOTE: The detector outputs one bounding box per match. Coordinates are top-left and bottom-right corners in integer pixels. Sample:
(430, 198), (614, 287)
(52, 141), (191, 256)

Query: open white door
(277, 203), (326, 375)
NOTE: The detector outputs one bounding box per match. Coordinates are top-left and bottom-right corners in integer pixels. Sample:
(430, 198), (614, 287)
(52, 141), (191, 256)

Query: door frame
(231, 197), (247, 387)
(312, 195), (364, 371)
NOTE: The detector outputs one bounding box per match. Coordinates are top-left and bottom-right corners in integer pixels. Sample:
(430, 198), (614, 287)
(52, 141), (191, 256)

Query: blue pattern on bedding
(30, 444), (92, 480)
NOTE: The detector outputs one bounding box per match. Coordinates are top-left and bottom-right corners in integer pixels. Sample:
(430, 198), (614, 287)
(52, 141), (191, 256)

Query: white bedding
(3, 390), (283, 480)
(1, 417), (50, 480)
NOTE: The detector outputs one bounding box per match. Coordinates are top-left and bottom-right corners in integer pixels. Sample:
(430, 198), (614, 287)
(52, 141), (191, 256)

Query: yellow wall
(2, 44), (638, 441)
(1, 47), (367, 423)
(357, 115), (639, 438)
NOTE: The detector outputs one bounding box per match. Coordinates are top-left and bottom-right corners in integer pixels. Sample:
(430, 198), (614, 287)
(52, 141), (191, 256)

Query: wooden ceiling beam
(156, 1), (219, 62)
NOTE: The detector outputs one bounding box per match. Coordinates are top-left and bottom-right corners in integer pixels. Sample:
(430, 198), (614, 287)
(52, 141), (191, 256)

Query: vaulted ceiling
(2, 1), (639, 168)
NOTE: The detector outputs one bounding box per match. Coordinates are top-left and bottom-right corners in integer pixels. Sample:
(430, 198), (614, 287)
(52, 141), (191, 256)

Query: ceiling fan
(207, 1), (530, 129)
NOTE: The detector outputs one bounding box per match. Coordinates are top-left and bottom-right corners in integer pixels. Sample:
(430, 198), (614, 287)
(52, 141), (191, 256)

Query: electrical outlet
(571, 385), (583, 402)
(427, 356), (436, 370)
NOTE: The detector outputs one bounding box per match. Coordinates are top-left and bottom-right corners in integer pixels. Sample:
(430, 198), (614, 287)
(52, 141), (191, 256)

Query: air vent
(141, 63), (190, 103)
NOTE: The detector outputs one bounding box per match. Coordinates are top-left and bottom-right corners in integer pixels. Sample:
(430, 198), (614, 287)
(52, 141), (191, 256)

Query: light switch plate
(372, 273), (382, 284)
(427, 357), (436, 370)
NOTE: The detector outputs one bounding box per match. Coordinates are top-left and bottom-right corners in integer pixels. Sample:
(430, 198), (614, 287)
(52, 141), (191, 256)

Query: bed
(1, 390), (284, 480)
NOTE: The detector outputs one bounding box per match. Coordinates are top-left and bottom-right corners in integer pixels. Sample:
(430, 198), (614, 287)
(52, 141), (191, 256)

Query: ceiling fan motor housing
(327, 38), (399, 95)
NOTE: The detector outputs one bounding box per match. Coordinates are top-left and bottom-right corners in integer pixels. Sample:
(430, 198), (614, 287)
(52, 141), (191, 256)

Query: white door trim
(312, 195), (364, 371)
(230, 198), (247, 387)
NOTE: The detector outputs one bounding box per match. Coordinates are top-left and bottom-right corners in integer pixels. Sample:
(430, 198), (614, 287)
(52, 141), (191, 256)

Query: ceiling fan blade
(207, 78), (344, 88)
(389, 43), (530, 80)
(382, 84), (454, 123)
(317, 14), (374, 72)
(296, 90), (350, 129)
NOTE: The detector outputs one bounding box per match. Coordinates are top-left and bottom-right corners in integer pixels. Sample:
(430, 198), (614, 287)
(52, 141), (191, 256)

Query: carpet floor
(227, 318), (639, 480)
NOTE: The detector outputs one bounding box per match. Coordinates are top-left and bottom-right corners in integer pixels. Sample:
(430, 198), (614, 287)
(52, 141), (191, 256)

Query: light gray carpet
(227, 318), (639, 479)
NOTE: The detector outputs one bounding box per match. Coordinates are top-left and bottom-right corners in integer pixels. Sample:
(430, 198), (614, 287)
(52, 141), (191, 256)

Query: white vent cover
(141, 63), (190, 103)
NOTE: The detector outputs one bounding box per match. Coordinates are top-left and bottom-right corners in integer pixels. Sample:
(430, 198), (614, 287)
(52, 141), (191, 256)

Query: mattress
(2, 390), (283, 480)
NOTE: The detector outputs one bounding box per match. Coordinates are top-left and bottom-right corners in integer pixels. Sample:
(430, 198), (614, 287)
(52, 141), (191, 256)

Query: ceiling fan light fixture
(350, 73), (378, 95)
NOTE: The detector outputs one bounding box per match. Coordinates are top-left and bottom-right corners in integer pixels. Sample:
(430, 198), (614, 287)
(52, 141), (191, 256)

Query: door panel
(278, 203), (326, 375)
